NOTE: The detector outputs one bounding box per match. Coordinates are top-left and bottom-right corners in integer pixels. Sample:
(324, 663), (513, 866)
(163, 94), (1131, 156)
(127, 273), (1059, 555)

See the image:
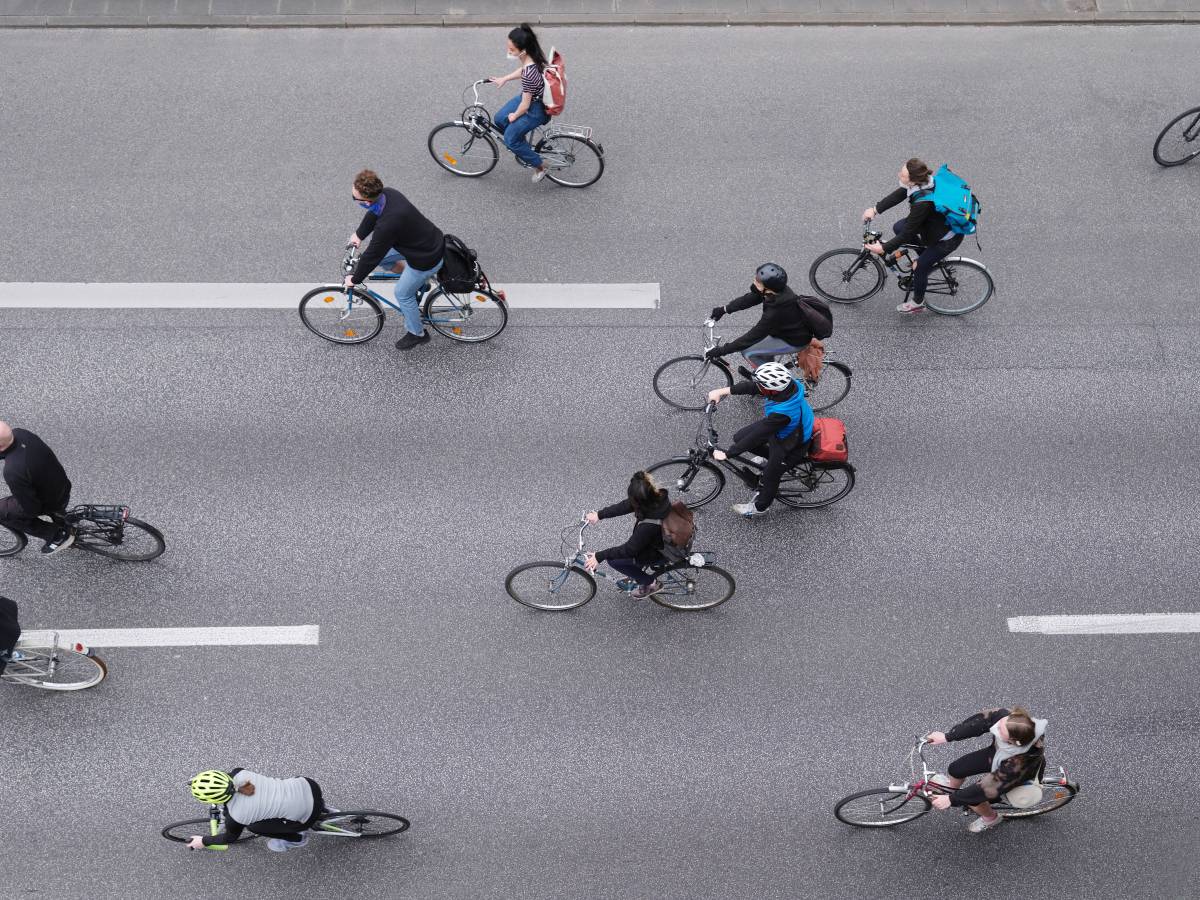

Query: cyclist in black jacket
(862, 157), (963, 314)
(0, 421), (74, 555)
(705, 264), (821, 373)
(583, 472), (672, 599)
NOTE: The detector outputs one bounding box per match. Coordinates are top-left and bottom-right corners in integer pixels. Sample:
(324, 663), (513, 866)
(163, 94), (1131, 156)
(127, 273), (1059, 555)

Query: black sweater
(876, 185), (952, 253)
(725, 380), (797, 456)
(0, 428), (71, 513)
(594, 493), (672, 565)
(352, 188), (445, 282)
(713, 287), (815, 357)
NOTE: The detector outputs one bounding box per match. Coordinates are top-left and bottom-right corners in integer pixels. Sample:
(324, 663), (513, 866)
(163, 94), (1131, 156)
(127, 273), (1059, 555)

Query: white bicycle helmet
(752, 361), (792, 393)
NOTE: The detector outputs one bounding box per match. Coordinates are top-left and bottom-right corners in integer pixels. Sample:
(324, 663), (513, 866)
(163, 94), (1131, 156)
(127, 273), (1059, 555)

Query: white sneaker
(967, 814), (1005, 834)
(896, 299), (927, 314)
(732, 500), (769, 518)
(266, 834), (309, 852)
(532, 168), (548, 183)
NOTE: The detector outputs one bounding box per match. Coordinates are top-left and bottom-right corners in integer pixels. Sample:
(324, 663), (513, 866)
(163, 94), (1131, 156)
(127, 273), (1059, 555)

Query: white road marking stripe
(17, 625), (319, 648)
(0, 282), (659, 309)
(1007, 614), (1200, 635)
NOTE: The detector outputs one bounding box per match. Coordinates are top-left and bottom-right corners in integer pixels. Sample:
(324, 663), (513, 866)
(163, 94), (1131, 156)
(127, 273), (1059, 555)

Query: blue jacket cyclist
(707, 362), (814, 518)
(186, 769), (328, 853)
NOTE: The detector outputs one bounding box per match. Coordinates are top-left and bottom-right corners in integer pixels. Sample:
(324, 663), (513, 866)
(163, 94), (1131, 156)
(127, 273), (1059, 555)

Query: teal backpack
(912, 164), (981, 236)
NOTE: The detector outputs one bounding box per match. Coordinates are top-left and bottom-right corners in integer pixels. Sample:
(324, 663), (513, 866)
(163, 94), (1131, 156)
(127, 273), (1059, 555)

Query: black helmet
(755, 263), (788, 292)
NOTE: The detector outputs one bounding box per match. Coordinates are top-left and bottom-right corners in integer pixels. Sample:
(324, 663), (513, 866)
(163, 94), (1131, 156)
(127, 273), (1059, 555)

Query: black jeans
(606, 557), (658, 587)
(247, 778), (325, 843)
(733, 425), (808, 511)
(892, 219), (963, 302)
(0, 494), (69, 542)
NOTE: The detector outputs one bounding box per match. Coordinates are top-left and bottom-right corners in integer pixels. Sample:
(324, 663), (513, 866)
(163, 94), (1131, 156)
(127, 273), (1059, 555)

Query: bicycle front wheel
(1153, 107), (1200, 166)
(653, 355), (733, 411)
(834, 789), (931, 827)
(299, 287), (385, 344)
(0, 525), (26, 557)
(7, 647), (108, 691)
(161, 818), (257, 843)
(805, 360), (851, 413)
(809, 250), (886, 304)
(75, 517), (166, 562)
(923, 258), (993, 316)
(651, 562), (735, 611)
(506, 562), (596, 611)
(998, 780), (1079, 819)
(776, 463), (855, 509)
(316, 810), (411, 837)
(422, 286), (508, 343)
(536, 134), (605, 188)
(644, 458), (726, 509)
(428, 123), (500, 177)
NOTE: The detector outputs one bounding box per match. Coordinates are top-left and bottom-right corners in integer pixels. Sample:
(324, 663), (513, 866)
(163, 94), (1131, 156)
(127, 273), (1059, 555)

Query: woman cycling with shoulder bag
(488, 24), (551, 183)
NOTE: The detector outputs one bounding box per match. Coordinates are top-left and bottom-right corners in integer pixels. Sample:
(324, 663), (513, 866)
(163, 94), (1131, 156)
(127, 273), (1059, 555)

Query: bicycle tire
(74, 517), (166, 562)
(535, 134), (604, 188)
(428, 122), (500, 177)
(998, 779), (1079, 820)
(923, 258), (993, 316)
(316, 810), (411, 838)
(506, 562), (597, 611)
(652, 355), (733, 411)
(650, 561), (735, 611)
(161, 818), (258, 843)
(806, 360), (852, 413)
(421, 285), (508, 343)
(776, 463), (855, 509)
(299, 286), (385, 345)
(0, 525), (26, 557)
(1153, 106), (1200, 167)
(644, 458), (726, 509)
(834, 788), (931, 827)
(808, 250), (886, 304)
(5, 647), (107, 691)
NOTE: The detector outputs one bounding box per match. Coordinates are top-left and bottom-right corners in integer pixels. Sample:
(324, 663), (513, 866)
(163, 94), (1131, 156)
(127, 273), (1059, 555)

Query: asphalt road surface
(1, 24), (1198, 900)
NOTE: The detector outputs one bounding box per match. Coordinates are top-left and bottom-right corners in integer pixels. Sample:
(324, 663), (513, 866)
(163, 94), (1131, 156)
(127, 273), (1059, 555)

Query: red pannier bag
(543, 48), (567, 116)
(809, 418), (848, 464)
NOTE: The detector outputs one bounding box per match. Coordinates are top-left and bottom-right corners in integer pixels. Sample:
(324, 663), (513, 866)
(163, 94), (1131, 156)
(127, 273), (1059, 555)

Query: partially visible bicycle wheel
(299, 287), (385, 344)
(75, 517), (166, 562)
(161, 818), (258, 843)
(998, 779), (1079, 819)
(536, 134), (605, 188)
(806, 360), (852, 413)
(428, 122), (500, 177)
(316, 810), (411, 838)
(0, 525), (26, 557)
(8, 646), (108, 691)
(834, 789), (931, 827)
(1153, 107), (1200, 167)
(506, 562), (596, 611)
(652, 356), (733, 411)
(422, 286), (508, 343)
(776, 463), (855, 509)
(644, 458), (726, 509)
(923, 258), (994, 316)
(651, 562), (735, 611)
(809, 250), (886, 304)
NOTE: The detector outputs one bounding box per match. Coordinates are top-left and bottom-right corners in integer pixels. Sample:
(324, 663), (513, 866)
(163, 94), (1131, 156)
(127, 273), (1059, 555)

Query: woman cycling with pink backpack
(488, 24), (552, 183)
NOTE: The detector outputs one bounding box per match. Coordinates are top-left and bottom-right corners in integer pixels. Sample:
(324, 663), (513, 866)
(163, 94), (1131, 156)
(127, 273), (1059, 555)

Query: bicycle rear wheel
(506, 562), (596, 611)
(653, 356), (733, 411)
(428, 122), (500, 177)
(317, 810), (410, 837)
(75, 517), (166, 562)
(644, 458), (726, 509)
(998, 779), (1079, 819)
(0, 525), (26, 557)
(923, 258), (993, 316)
(809, 250), (886, 304)
(776, 463), (855, 509)
(536, 134), (604, 188)
(834, 789), (931, 827)
(299, 287), (385, 344)
(161, 818), (257, 843)
(805, 360), (851, 413)
(6, 646), (107, 691)
(422, 286), (508, 342)
(1153, 107), (1200, 166)
(650, 562), (735, 611)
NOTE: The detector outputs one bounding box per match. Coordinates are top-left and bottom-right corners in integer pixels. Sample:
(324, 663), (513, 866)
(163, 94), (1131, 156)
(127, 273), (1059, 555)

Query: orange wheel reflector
(475, 295), (487, 303)
(1054, 791), (1065, 799)
(323, 296), (335, 303)
(343, 329), (357, 337)
(443, 153), (458, 165)
(452, 327), (463, 334)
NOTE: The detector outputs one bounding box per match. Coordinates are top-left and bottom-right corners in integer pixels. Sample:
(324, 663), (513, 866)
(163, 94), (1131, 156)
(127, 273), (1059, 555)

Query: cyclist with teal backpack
(861, 158), (980, 314)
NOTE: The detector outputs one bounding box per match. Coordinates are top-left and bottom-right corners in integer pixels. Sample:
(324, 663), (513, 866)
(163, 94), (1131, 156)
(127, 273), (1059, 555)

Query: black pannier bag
(438, 234), (484, 293)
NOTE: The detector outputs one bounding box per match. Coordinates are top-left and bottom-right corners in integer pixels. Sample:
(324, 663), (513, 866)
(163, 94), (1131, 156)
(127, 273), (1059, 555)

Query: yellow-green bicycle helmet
(190, 770), (234, 803)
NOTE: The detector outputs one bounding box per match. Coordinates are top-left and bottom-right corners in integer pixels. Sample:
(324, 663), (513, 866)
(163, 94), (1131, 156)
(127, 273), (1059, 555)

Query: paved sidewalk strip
(18, 625), (321, 647)
(0, 282), (660, 310)
(1008, 614), (1200, 635)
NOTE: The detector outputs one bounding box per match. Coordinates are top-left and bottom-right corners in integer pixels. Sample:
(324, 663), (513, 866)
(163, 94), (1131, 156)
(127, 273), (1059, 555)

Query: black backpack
(795, 294), (833, 340)
(438, 234), (483, 293)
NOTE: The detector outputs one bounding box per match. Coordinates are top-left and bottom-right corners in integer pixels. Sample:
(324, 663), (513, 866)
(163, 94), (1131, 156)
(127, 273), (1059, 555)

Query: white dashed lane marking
(17, 625), (320, 648)
(1008, 614), (1200, 635)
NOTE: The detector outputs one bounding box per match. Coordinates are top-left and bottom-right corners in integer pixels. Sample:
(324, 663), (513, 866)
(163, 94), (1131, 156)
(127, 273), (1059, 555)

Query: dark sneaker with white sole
(394, 331), (431, 350)
(41, 527), (74, 555)
(630, 580), (663, 599)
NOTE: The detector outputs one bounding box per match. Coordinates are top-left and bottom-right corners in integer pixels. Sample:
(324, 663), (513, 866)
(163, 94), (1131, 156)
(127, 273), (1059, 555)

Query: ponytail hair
(627, 471), (666, 517)
(508, 23), (549, 71)
(1006, 707), (1036, 746)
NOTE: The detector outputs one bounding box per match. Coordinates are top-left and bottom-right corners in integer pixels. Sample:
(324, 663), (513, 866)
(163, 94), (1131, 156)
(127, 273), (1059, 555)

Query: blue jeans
(495, 95), (549, 168)
(374, 250), (444, 336)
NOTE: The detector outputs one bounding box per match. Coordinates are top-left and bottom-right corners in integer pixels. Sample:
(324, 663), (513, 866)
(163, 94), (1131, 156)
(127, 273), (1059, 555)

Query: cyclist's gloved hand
(703, 347), (723, 360)
(709, 306), (726, 322)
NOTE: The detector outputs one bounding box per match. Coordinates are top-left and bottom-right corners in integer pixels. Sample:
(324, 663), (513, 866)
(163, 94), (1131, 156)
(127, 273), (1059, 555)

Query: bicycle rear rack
(543, 124), (592, 140)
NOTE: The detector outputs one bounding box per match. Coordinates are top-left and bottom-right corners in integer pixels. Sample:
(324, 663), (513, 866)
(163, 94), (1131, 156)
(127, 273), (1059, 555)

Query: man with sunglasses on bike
(706, 362), (813, 518)
(0, 421), (74, 555)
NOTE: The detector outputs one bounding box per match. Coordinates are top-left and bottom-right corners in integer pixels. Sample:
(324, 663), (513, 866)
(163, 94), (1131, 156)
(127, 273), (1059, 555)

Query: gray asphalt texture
(1, 24), (1199, 900)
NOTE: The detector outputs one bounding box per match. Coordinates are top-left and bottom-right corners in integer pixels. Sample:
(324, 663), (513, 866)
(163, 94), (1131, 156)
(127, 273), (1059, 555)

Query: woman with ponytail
(581, 472), (674, 599)
(488, 24), (551, 183)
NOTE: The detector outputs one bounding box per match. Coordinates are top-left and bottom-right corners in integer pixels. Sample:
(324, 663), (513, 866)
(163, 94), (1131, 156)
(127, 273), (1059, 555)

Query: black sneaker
(41, 527), (75, 555)
(394, 331), (431, 351)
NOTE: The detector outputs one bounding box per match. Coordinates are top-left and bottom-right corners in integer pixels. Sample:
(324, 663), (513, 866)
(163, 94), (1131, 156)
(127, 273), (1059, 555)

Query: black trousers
(733, 425), (808, 511)
(892, 219), (963, 301)
(0, 493), (70, 542)
(247, 778), (325, 843)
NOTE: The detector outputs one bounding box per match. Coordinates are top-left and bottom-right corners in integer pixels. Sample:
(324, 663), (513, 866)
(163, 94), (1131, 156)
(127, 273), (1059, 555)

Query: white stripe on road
(17, 625), (319, 648)
(1007, 614), (1200, 635)
(0, 282), (659, 309)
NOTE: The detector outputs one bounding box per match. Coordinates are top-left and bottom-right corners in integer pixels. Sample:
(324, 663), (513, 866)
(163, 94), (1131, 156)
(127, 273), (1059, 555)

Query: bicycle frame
(198, 803), (385, 847)
(549, 517), (708, 593)
(457, 80), (596, 168)
(860, 221), (988, 291)
(333, 245), (488, 326)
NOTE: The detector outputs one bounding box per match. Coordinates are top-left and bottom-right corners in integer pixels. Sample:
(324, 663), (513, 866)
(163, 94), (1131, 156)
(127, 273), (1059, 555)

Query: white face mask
(507, 52), (520, 61)
(899, 178), (908, 189)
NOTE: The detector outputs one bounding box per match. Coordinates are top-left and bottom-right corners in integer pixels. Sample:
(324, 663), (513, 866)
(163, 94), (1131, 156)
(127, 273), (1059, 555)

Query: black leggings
(0, 495), (68, 542)
(247, 778), (325, 843)
(892, 219), (963, 301)
(732, 425), (808, 511)
(947, 746), (994, 780)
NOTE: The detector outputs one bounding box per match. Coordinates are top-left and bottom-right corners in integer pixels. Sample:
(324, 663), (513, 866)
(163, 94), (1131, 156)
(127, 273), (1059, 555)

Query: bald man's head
(0, 422), (12, 450)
